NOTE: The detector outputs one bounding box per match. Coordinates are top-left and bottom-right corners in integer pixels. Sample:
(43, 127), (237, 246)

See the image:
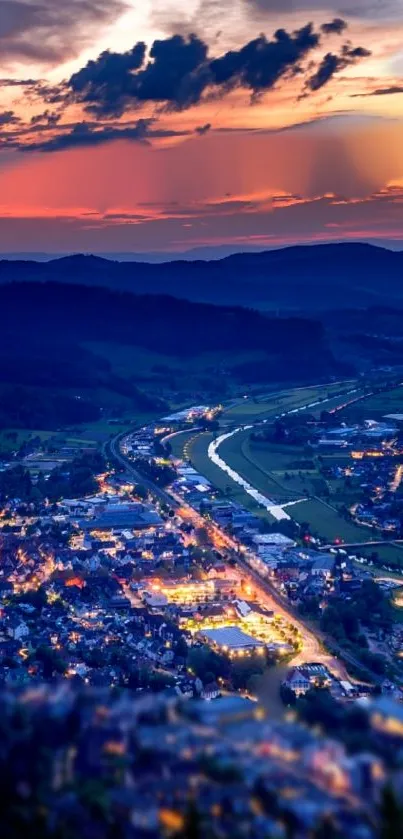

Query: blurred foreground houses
(0, 683), (402, 839)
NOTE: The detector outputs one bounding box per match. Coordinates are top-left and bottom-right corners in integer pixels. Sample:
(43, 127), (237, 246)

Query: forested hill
(3, 281), (325, 354)
(0, 243), (402, 310)
(0, 281), (350, 431)
(0, 279), (345, 371)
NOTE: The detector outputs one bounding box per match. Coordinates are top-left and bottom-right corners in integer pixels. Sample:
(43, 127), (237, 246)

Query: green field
(168, 430), (197, 460)
(0, 429), (59, 453)
(358, 544), (403, 569)
(186, 432), (276, 523)
(288, 499), (374, 543)
(222, 437), (373, 542)
(218, 429), (370, 542)
(223, 381), (357, 425)
(178, 426), (369, 541)
(87, 341), (270, 377)
(0, 411), (158, 458)
(245, 440), (361, 506)
(170, 383), (376, 543)
(245, 439), (322, 499)
(340, 385), (403, 423)
(219, 432), (298, 503)
(224, 387), (322, 424)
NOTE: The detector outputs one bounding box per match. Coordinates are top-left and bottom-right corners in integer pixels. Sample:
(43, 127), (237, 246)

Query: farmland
(288, 499), (373, 543)
(340, 384), (403, 423)
(170, 381), (387, 545)
(219, 434), (371, 543)
(182, 432), (276, 523)
(358, 544), (403, 570)
(223, 381), (356, 425)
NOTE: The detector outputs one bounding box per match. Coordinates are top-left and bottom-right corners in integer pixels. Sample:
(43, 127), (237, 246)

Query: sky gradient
(0, 0), (402, 254)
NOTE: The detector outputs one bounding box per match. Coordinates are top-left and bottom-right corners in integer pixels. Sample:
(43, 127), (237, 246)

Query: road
(107, 432), (182, 510)
(320, 539), (403, 550)
(107, 428), (383, 684)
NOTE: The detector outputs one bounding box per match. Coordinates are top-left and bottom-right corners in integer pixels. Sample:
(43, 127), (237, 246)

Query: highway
(106, 427), (383, 684)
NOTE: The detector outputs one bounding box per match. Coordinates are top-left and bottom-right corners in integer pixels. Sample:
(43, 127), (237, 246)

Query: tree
(194, 527), (209, 546)
(187, 646), (229, 681)
(313, 816), (342, 839)
(149, 672), (175, 692)
(0, 465), (33, 502)
(246, 674), (262, 697)
(379, 785), (403, 839)
(297, 687), (344, 731)
(320, 606), (345, 641)
(230, 654), (265, 690)
(174, 637), (189, 660)
(175, 802), (203, 839)
(299, 596), (320, 619)
(35, 645), (66, 678)
(280, 684), (297, 707)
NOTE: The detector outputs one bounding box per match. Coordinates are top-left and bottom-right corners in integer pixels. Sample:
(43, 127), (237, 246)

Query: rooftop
(201, 626), (264, 650)
(253, 533), (296, 547)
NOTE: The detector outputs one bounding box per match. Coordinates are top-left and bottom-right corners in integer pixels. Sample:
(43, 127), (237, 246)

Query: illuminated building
(149, 579), (216, 605)
(200, 625), (265, 655)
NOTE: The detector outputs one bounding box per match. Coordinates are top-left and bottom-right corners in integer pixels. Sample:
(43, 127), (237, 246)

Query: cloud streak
(22, 119), (190, 151)
(0, 0), (128, 66)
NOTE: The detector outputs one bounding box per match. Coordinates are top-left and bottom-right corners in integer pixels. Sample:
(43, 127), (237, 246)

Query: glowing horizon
(0, 0), (402, 252)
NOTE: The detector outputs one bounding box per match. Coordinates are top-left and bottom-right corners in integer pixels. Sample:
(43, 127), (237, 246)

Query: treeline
(0, 281), (338, 361)
(0, 281), (348, 430)
(301, 580), (393, 677)
(133, 457), (177, 488)
(0, 386), (100, 430)
(0, 451), (106, 503)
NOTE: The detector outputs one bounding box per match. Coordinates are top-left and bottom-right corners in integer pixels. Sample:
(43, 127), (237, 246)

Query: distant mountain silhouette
(0, 242), (402, 310)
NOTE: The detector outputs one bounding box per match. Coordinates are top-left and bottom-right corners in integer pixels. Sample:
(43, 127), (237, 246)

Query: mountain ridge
(0, 242), (402, 311)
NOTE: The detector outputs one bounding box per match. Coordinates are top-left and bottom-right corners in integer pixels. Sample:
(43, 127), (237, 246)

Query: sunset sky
(0, 0), (403, 254)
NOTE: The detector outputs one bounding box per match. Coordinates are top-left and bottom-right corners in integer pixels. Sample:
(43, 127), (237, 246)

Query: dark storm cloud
(22, 119), (190, 152)
(68, 23), (368, 116)
(307, 52), (341, 91)
(0, 0), (127, 65)
(0, 109), (20, 125)
(320, 18), (347, 34)
(306, 43), (371, 92)
(69, 35), (209, 116)
(69, 43), (147, 105)
(209, 24), (319, 90)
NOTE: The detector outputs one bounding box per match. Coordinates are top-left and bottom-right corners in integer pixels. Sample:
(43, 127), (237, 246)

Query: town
(2, 0), (403, 832)
(0, 385), (403, 836)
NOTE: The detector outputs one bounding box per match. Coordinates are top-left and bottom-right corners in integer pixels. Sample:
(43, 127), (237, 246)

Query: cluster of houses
(2, 682), (403, 839)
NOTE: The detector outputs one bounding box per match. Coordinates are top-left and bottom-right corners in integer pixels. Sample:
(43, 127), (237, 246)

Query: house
(160, 648), (174, 666)
(311, 555), (335, 579)
(234, 600), (252, 619)
(7, 617), (29, 641)
(282, 668), (311, 697)
(253, 533), (297, 550)
(175, 679), (195, 699)
(201, 681), (221, 701)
